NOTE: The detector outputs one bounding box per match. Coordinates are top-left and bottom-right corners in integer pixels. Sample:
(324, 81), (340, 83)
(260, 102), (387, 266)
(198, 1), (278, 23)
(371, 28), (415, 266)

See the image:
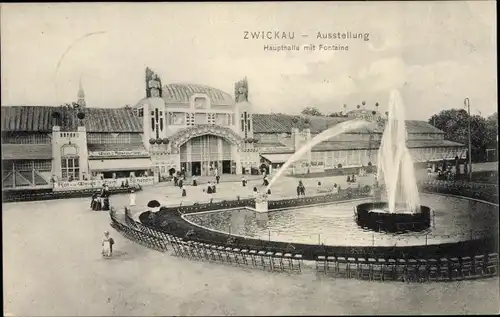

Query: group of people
(346, 174), (357, 183)
(172, 167), (226, 197)
(90, 184), (111, 211)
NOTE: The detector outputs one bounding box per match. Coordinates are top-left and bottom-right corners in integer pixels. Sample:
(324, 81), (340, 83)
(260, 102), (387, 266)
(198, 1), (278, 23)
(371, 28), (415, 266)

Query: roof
(260, 153), (293, 164)
(1, 106), (143, 133)
(162, 83), (234, 106)
(252, 113), (349, 134)
(1, 144), (52, 160)
(253, 142), (286, 148)
(406, 139), (464, 148)
(251, 113), (445, 135)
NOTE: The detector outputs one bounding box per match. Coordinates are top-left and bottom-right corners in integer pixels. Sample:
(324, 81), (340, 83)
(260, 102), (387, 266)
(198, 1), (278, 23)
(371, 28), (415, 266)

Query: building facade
(1, 67), (466, 191)
(1, 102), (154, 191)
(134, 70), (259, 177)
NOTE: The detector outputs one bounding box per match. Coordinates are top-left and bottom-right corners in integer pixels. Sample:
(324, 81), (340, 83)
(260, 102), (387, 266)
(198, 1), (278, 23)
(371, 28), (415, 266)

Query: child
(101, 231), (113, 257)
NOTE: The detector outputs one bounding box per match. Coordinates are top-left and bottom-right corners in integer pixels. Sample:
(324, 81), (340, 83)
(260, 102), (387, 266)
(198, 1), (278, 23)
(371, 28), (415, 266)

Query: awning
(88, 158), (153, 172)
(260, 153), (293, 164)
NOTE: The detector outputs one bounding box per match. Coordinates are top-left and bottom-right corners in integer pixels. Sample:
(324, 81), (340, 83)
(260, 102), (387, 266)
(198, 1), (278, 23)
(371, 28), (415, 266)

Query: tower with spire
(77, 76), (86, 108)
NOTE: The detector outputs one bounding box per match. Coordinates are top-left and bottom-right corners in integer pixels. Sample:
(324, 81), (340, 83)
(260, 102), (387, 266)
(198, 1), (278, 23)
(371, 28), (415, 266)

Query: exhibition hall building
(1, 68), (465, 191)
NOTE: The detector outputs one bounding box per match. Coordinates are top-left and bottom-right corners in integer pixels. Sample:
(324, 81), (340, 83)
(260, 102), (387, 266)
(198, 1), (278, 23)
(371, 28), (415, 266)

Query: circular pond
(184, 193), (498, 247)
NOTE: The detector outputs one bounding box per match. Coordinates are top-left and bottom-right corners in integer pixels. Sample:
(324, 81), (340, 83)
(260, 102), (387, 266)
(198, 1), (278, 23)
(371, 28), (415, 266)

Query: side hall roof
(1, 106), (143, 133)
(251, 113), (445, 134)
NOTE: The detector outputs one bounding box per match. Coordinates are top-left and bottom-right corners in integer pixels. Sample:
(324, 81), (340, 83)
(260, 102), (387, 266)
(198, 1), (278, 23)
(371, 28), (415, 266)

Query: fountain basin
(355, 202), (431, 233)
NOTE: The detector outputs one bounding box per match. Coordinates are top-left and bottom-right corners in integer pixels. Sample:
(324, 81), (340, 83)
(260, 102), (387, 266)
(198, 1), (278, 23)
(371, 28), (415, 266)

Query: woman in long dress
(129, 189), (136, 207)
(181, 185), (187, 197)
(101, 231), (112, 257)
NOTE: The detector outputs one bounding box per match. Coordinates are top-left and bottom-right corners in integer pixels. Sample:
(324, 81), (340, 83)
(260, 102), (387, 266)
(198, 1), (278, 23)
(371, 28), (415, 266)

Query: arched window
(61, 145), (80, 181)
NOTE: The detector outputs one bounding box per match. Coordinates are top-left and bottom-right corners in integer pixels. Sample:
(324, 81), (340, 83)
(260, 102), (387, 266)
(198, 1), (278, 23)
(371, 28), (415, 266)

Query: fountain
(253, 119), (370, 213)
(355, 90), (431, 233)
(250, 120), (368, 214)
(266, 119), (370, 191)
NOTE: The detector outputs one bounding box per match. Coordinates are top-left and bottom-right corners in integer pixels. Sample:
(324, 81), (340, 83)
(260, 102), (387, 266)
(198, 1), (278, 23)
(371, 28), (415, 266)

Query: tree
(484, 112), (498, 149)
(328, 112), (344, 117)
(301, 107), (323, 116)
(429, 109), (489, 162)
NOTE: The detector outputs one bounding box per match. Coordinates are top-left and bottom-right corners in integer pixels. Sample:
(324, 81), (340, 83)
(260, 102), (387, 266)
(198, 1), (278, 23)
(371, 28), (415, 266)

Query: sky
(1, 2), (497, 120)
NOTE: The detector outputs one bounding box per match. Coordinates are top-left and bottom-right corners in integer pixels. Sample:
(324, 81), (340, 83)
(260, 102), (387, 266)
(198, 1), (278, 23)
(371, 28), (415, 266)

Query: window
(2, 133), (50, 144)
(207, 113), (215, 125)
(61, 157), (80, 180)
(86, 133), (133, 144)
(33, 160), (52, 172)
(186, 113), (195, 126)
(13, 160), (33, 170)
(138, 108), (144, 117)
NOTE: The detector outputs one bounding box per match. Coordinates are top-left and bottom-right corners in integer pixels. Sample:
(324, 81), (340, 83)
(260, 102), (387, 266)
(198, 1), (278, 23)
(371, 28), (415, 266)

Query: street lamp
(464, 98), (472, 181)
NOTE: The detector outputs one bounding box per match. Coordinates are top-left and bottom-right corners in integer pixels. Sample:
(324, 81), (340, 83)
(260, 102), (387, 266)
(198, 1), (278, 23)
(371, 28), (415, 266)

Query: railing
(109, 207), (169, 252)
(111, 180), (498, 281)
(3, 185), (142, 203)
(313, 253), (498, 282)
(418, 180), (498, 204)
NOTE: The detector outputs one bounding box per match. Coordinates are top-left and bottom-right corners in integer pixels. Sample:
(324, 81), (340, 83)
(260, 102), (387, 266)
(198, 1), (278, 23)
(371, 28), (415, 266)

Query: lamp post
(464, 98), (472, 181)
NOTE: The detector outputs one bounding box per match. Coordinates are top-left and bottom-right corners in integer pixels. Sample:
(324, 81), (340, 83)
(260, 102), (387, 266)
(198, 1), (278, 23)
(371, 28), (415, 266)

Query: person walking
(192, 175), (198, 186)
(129, 189), (136, 207)
(181, 184), (187, 197)
(241, 176), (247, 187)
(216, 174), (220, 184)
(263, 175), (269, 186)
(332, 183), (339, 194)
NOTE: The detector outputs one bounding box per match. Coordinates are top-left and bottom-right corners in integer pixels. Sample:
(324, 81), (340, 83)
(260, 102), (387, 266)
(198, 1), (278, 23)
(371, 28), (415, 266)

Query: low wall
(355, 202), (431, 233)
(140, 180), (498, 261)
(2, 185), (142, 203)
(156, 185), (373, 215)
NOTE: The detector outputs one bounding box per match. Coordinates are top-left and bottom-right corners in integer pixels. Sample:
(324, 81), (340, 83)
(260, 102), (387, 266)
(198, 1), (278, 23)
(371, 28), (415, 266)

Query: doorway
(191, 161), (201, 176)
(222, 160), (232, 174)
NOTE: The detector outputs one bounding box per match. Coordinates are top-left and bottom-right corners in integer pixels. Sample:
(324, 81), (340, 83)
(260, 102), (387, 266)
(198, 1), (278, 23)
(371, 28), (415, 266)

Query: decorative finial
(77, 74), (86, 108)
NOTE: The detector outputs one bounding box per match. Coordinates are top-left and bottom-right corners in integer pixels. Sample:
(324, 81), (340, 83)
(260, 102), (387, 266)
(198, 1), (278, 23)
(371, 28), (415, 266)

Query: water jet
(355, 90), (430, 233)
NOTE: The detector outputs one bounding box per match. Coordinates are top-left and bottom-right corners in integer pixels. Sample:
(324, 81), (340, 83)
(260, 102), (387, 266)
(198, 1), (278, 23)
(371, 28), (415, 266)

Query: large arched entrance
(170, 125), (243, 176)
(180, 134), (234, 176)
